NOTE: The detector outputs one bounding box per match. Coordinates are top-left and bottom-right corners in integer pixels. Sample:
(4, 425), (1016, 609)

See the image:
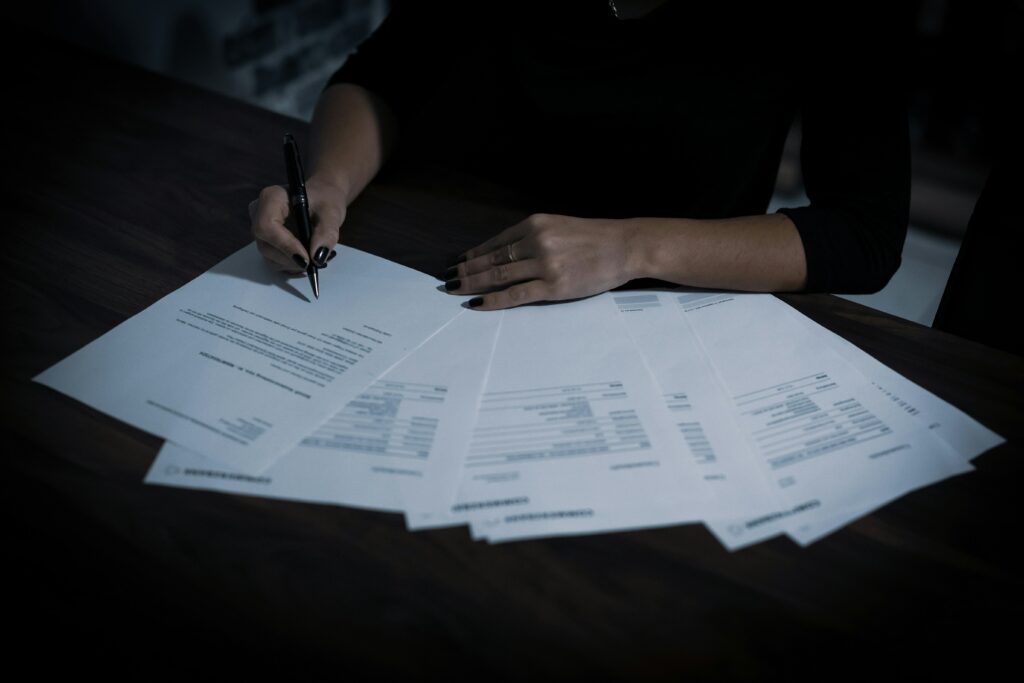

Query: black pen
(283, 133), (319, 299)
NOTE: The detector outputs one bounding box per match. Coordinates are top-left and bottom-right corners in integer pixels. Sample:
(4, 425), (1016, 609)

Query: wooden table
(4, 36), (1022, 678)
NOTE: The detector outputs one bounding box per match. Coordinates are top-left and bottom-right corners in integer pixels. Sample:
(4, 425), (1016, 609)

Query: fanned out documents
(36, 244), (1005, 549)
(36, 244), (463, 474)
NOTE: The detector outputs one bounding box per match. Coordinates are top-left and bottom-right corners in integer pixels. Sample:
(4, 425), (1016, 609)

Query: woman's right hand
(249, 176), (349, 274)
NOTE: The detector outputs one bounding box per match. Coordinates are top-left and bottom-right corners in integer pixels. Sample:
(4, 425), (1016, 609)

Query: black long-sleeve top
(324, 1), (911, 293)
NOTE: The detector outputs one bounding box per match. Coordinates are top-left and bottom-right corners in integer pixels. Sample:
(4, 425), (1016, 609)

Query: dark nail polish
(292, 254), (308, 269)
(468, 297), (484, 308)
(455, 253), (467, 264)
(313, 246), (329, 266)
(444, 279), (461, 291)
(442, 266), (458, 280)
(327, 249), (337, 262)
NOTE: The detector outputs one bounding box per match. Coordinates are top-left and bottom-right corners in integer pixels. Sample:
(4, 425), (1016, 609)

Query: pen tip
(311, 270), (320, 300)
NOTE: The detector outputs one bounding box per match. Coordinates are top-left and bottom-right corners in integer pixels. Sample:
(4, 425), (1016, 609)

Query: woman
(250, 0), (909, 310)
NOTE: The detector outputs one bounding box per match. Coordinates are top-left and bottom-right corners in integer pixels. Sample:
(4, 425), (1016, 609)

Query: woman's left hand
(443, 213), (643, 310)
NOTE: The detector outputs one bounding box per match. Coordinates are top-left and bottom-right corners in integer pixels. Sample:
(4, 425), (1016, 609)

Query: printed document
(35, 243), (461, 474)
(680, 293), (974, 550)
(146, 310), (501, 515)
(452, 293), (713, 540)
(475, 291), (783, 543)
(781, 306), (1003, 545)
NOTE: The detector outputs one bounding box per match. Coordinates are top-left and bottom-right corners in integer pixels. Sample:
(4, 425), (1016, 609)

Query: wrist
(622, 218), (691, 281)
(620, 219), (645, 281)
(307, 172), (353, 208)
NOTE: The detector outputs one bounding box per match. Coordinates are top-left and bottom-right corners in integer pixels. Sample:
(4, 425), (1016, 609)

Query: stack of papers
(36, 244), (1004, 549)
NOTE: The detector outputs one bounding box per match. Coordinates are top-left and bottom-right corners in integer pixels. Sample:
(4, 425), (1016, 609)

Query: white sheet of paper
(401, 311), (503, 528)
(35, 243), (461, 474)
(145, 310), (501, 513)
(796, 306), (1003, 462)
(782, 304), (1004, 545)
(686, 293), (973, 551)
(476, 291), (787, 544)
(614, 292), (782, 517)
(448, 293), (712, 541)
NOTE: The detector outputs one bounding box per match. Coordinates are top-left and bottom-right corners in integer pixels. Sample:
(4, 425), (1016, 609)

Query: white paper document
(614, 292), (781, 518)
(781, 306), (1004, 545)
(36, 243), (461, 474)
(476, 292), (784, 543)
(451, 293), (713, 542)
(145, 310), (501, 515)
(678, 293), (974, 550)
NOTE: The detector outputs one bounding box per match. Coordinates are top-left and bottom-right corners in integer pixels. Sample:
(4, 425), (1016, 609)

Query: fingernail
(292, 254), (308, 269)
(313, 246), (329, 266)
(327, 249), (337, 262)
(455, 253), (467, 264)
(444, 279), (461, 291)
(468, 297), (484, 308)
(442, 266), (458, 280)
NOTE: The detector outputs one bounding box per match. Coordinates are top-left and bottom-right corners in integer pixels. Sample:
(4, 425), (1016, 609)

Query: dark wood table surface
(4, 37), (1022, 679)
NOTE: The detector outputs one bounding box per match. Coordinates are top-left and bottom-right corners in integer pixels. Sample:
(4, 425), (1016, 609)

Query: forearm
(307, 83), (397, 205)
(626, 213), (808, 292)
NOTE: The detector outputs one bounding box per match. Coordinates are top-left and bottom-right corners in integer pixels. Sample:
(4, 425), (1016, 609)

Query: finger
(459, 219), (532, 262)
(466, 280), (551, 311)
(445, 258), (542, 294)
(252, 185), (310, 262)
(309, 203), (344, 266)
(257, 238), (306, 273)
(459, 239), (529, 277)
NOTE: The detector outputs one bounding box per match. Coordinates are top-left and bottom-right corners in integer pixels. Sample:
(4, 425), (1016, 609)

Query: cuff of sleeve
(776, 206), (830, 293)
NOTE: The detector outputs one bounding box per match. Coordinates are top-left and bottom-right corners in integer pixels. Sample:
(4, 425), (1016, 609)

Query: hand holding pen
(248, 134), (346, 295)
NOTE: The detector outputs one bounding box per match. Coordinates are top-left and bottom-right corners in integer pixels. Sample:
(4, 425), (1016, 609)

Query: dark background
(9, 0), (1022, 235)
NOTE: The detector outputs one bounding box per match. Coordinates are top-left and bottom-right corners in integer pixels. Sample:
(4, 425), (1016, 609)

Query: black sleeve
(321, 1), (474, 126)
(776, 22), (911, 294)
(932, 153), (1024, 356)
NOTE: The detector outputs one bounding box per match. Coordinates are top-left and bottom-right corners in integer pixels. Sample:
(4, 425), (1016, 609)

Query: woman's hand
(443, 213), (643, 310)
(249, 176), (348, 274)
